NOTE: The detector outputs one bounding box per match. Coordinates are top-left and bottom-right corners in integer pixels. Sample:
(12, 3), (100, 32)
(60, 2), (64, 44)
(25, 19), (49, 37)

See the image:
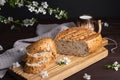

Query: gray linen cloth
(0, 22), (76, 78)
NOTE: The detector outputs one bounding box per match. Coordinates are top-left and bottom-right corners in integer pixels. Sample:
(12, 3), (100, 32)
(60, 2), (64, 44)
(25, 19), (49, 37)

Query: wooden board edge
(102, 38), (108, 46)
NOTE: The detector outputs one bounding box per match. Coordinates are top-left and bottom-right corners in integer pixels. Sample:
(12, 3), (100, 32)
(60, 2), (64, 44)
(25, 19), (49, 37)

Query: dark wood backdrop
(0, 0), (120, 19)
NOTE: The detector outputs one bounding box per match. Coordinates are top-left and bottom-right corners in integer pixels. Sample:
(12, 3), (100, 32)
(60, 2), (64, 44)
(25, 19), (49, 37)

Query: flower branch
(0, 0), (68, 29)
(105, 61), (120, 71)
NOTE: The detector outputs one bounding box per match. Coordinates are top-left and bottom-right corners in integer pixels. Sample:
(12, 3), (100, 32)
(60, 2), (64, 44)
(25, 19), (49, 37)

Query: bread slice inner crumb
(56, 40), (88, 56)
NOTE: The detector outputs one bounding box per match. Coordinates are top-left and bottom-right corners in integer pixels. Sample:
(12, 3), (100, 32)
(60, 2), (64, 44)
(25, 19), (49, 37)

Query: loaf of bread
(54, 27), (102, 56)
(24, 38), (57, 74)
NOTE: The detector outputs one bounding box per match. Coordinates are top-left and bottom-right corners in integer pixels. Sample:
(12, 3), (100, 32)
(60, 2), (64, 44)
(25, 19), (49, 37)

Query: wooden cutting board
(9, 39), (108, 80)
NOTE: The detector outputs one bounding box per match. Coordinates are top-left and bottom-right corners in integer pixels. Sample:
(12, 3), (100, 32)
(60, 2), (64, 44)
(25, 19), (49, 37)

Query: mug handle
(98, 20), (102, 33)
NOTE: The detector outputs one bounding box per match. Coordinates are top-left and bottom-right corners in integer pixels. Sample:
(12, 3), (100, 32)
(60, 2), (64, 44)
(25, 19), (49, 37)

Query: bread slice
(24, 38), (57, 74)
(54, 27), (102, 56)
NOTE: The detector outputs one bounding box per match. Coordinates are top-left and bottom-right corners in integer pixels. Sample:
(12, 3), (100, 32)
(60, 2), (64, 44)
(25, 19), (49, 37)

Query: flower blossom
(41, 2), (48, 9)
(27, 5), (35, 12)
(49, 9), (53, 15)
(83, 73), (91, 80)
(15, 2), (23, 7)
(0, 45), (3, 51)
(8, 17), (13, 21)
(11, 25), (15, 30)
(23, 18), (36, 27)
(0, 0), (6, 6)
(40, 71), (48, 78)
(12, 62), (21, 68)
(32, 1), (39, 7)
(57, 57), (71, 65)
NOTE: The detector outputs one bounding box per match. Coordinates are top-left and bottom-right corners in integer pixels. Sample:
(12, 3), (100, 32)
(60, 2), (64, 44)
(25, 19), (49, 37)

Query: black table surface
(0, 19), (120, 80)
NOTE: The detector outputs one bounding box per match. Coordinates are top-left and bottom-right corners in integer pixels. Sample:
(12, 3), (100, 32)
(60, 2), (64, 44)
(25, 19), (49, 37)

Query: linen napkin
(0, 22), (76, 78)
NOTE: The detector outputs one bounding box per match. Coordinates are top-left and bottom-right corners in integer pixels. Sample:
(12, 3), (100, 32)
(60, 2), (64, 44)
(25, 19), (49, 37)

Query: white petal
(83, 73), (91, 80)
(40, 71), (48, 78)
(113, 61), (119, 66)
(42, 10), (46, 15)
(49, 10), (53, 15)
(41, 2), (48, 9)
(11, 25), (15, 30)
(38, 7), (44, 13)
(12, 62), (21, 68)
(0, 45), (3, 51)
(32, 1), (39, 7)
(114, 67), (119, 71)
(0, 0), (6, 6)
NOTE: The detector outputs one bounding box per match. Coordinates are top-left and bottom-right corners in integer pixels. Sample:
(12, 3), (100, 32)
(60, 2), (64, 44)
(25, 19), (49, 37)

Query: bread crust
(27, 38), (56, 54)
(24, 62), (47, 74)
(54, 27), (102, 55)
(24, 38), (57, 74)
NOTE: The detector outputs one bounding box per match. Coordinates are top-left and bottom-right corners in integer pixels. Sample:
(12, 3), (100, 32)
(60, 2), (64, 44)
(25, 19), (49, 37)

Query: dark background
(47, 0), (120, 19)
(0, 0), (120, 50)
(0, 0), (120, 20)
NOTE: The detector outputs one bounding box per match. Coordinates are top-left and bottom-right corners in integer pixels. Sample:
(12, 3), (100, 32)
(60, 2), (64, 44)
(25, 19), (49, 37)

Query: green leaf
(5, 0), (9, 2)
(16, 0), (20, 3)
(15, 20), (20, 23)
(25, 0), (32, 5)
(0, 16), (4, 22)
(59, 62), (65, 66)
(118, 64), (120, 68)
(9, 0), (16, 8)
(20, 0), (24, 5)
(105, 65), (111, 69)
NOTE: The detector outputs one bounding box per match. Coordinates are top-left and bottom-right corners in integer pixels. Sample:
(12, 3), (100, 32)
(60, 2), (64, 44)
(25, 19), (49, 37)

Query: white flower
(114, 67), (119, 71)
(17, 3), (23, 7)
(1, 20), (3, 22)
(0, 0), (6, 6)
(34, 9), (39, 14)
(40, 71), (48, 78)
(38, 7), (44, 13)
(112, 61), (118, 66)
(28, 5), (35, 12)
(15, 2), (23, 7)
(41, 2), (48, 9)
(23, 19), (29, 27)
(0, 45), (3, 51)
(112, 61), (120, 71)
(58, 59), (64, 64)
(55, 15), (61, 19)
(32, 1), (39, 7)
(63, 57), (71, 64)
(8, 17), (13, 21)
(3, 19), (7, 24)
(59, 10), (64, 15)
(23, 18), (35, 27)
(106, 61), (120, 71)
(58, 57), (71, 65)
(11, 25), (15, 30)
(103, 22), (109, 27)
(49, 9), (53, 15)
(42, 9), (46, 15)
(12, 62), (21, 68)
(83, 73), (91, 80)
